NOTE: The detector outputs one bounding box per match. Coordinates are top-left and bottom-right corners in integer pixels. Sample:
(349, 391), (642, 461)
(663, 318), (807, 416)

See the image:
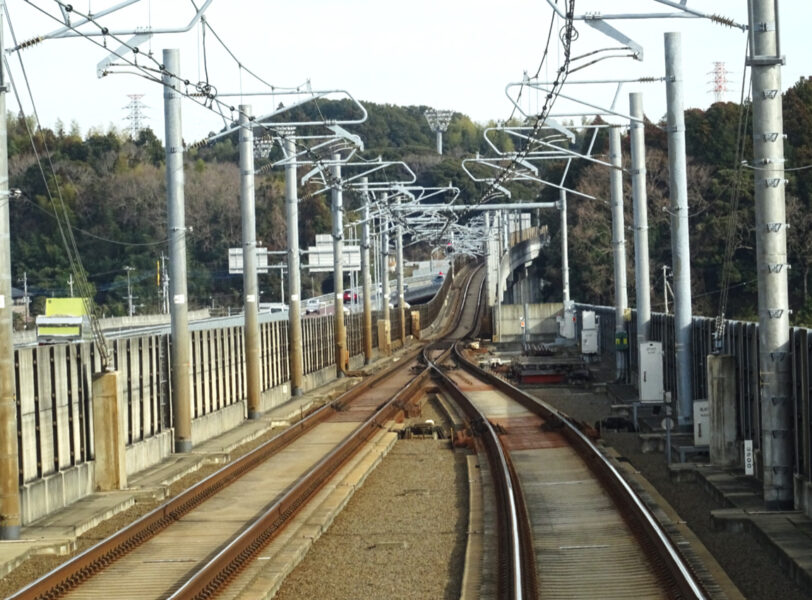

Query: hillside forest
(8, 75), (812, 328)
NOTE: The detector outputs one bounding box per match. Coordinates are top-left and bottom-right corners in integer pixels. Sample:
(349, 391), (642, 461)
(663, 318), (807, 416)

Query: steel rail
(169, 365), (432, 599)
(430, 362), (532, 600)
(426, 271), (538, 599)
(451, 346), (710, 600)
(9, 262), (482, 599)
(167, 264), (484, 599)
(9, 342), (430, 600)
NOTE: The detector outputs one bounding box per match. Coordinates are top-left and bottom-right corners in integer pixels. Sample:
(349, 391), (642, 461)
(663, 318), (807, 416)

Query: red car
(343, 289), (357, 303)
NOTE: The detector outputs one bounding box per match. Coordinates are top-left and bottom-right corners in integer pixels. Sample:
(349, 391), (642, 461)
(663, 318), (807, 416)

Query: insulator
(16, 36), (44, 50)
(710, 14), (738, 28)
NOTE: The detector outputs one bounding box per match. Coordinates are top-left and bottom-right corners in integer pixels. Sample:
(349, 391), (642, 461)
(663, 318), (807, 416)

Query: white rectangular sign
(307, 244), (361, 273)
(744, 439), (754, 476)
(228, 247), (269, 274)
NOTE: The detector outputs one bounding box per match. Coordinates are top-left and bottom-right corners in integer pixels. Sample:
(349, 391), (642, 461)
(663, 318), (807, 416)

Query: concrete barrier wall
(12, 289), (450, 524)
(579, 302), (812, 517)
(497, 303), (563, 343)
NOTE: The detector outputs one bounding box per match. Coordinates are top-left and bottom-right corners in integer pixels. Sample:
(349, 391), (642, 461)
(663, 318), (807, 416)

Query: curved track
(428, 340), (712, 599)
(12, 263), (712, 599)
(9, 266), (481, 600)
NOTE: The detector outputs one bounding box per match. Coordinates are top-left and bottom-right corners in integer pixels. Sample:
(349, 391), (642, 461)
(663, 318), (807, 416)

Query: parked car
(305, 298), (321, 314)
(343, 289), (357, 303)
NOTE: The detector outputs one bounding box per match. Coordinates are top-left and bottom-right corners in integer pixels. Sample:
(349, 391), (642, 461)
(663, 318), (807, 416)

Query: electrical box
(557, 300), (576, 340)
(581, 310), (599, 355)
(581, 330), (599, 354)
(693, 400), (710, 445)
(638, 341), (663, 402)
(614, 331), (629, 350)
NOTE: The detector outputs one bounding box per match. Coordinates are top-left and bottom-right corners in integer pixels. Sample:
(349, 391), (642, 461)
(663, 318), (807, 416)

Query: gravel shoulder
(274, 402), (469, 600)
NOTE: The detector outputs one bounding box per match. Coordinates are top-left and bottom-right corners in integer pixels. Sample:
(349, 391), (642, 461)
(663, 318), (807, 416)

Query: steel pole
(560, 189), (570, 304)
(0, 0), (21, 540)
(609, 126), (629, 382)
(239, 105), (261, 418)
(665, 32), (695, 425)
(750, 0), (792, 509)
(396, 197), (406, 344)
(436, 130), (443, 155)
(163, 49), (192, 453)
(360, 178), (373, 363)
(495, 211), (503, 341)
(331, 154), (346, 376)
(284, 136), (303, 395)
(381, 201), (390, 323)
(629, 92), (651, 345)
(484, 212), (493, 307)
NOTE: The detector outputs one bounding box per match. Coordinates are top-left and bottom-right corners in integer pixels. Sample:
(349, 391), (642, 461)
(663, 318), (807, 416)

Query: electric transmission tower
(123, 93), (149, 138)
(424, 109), (453, 155)
(708, 62), (731, 103)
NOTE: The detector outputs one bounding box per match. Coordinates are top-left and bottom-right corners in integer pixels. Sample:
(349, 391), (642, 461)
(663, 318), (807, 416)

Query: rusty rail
(451, 343), (711, 600)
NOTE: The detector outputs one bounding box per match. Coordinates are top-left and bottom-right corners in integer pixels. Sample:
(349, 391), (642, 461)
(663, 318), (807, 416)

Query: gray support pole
(560, 189), (570, 304)
(664, 32), (695, 425)
(609, 126), (629, 381)
(396, 198), (406, 344)
(749, 0), (792, 509)
(495, 211), (503, 341)
(239, 105), (261, 419)
(331, 154), (346, 376)
(163, 49), (192, 453)
(629, 92), (652, 346)
(381, 208), (390, 322)
(484, 212), (493, 307)
(285, 136), (303, 395)
(0, 0), (21, 539)
(436, 131), (443, 155)
(360, 179), (373, 363)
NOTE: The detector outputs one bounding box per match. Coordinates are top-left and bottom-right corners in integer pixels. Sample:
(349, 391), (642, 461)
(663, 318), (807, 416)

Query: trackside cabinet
(638, 341), (663, 402)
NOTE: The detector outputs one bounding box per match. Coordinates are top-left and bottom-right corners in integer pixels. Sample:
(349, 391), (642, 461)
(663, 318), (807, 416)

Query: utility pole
(239, 105), (261, 419)
(609, 126), (628, 382)
(360, 178), (373, 364)
(124, 266), (135, 317)
(749, 0), (792, 510)
(0, 0), (21, 540)
(665, 32), (694, 426)
(163, 49), (192, 453)
(381, 206), (390, 321)
(629, 92), (652, 346)
(560, 190), (570, 304)
(331, 154), (347, 376)
(395, 197), (406, 345)
(284, 133), (303, 394)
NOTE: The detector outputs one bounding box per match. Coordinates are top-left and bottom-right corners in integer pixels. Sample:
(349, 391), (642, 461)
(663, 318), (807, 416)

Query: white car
(305, 298), (321, 315)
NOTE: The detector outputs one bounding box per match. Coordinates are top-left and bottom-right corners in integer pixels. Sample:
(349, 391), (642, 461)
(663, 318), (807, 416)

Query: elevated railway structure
(7, 265), (723, 599)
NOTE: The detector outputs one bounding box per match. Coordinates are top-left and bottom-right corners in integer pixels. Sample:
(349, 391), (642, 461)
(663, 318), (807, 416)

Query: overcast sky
(5, 1), (811, 145)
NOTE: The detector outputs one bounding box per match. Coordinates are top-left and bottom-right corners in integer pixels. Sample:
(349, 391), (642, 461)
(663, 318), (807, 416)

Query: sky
(4, 0), (811, 145)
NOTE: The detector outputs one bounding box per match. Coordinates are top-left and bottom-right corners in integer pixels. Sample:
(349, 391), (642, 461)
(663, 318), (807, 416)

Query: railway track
(12, 263), (715, 599)
(8, 266), (482, 600)
(427, 338), (713, 598)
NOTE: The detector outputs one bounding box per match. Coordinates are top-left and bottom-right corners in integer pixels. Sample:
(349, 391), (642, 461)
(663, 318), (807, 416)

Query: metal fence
(579, 303), (812, 495)
(13, 277), (455, 488)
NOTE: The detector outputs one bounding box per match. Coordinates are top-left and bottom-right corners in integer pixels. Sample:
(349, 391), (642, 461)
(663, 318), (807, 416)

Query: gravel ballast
(274, 436), (469, 600)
